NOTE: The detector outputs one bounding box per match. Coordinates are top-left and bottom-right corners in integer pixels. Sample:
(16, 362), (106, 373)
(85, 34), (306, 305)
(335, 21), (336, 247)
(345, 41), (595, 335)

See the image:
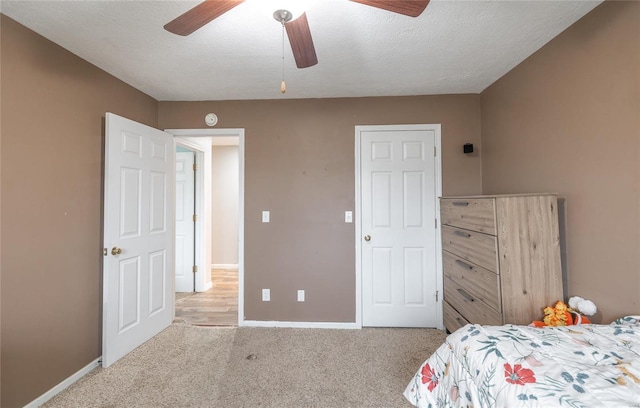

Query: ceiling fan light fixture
(273, 9), (293, 24)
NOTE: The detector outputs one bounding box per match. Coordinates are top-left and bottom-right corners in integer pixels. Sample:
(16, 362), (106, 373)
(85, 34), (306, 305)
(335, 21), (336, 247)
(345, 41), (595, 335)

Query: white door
(175, 151), (195, 292)
(103, 113), (175, 368)
(359, 125), (441, 327)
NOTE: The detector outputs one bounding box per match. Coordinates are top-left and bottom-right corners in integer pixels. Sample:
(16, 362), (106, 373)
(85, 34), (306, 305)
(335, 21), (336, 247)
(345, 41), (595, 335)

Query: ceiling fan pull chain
(281, 21), (286, 94)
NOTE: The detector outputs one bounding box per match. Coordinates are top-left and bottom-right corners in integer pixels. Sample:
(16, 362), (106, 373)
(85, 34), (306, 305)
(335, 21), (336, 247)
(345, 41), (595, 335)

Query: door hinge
(193, 163), (198, 171)
(434, 146), (437, 157)
(193, 214), (197, 222)
(192, 265), (198, 273)
(435, 218), (438, 228)
(436, 290), (439, 302)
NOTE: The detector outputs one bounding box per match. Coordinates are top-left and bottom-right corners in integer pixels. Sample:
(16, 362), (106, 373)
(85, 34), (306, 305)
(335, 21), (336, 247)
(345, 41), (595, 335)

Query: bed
(404, 316), (640, 407)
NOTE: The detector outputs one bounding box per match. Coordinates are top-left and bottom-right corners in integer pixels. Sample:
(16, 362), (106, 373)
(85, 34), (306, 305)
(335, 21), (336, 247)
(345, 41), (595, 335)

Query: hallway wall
(211, 145), (240, 266)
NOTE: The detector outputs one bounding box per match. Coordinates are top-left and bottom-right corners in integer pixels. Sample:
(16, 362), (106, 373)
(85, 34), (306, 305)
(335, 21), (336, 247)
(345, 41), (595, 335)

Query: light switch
(297, 290), (305, 302)
(262, 211), (270, 223)
(345, 211), (353, 223)
(262, 288), (270, 301)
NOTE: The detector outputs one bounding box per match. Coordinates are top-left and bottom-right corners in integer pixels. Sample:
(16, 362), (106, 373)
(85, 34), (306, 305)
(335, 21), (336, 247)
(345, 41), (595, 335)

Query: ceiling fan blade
(350, 0), (429, 17)
(164, 0), (245, 36)
(285, 12), (318, 69)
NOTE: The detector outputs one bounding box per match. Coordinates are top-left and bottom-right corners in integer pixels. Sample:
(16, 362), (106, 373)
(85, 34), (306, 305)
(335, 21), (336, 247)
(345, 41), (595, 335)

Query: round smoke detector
(205, 113), (218, 127)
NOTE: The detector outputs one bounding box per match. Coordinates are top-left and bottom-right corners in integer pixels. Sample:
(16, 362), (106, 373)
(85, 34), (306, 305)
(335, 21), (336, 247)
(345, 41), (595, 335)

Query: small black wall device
(463, 143), (474, 154)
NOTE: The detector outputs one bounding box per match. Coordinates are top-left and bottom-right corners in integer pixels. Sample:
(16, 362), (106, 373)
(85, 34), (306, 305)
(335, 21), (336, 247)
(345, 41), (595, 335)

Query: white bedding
(404, 316), (640, 407)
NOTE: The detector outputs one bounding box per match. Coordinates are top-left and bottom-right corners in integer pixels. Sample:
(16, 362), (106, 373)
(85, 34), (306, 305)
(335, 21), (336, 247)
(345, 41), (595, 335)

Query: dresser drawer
(441, 225), (498, 273)
(443, 301), (469, 333)
(440, 198), (496, 235)
(444, 277), (503, 326)
(443, 251), (502, 313)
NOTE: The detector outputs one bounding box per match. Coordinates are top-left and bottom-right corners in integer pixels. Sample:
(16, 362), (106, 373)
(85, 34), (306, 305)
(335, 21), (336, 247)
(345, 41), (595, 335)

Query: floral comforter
(404, 316), (640, 407)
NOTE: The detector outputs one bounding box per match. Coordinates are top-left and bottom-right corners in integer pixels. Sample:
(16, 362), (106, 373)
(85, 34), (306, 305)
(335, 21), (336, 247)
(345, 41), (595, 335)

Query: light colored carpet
(43, 323), (446, 408)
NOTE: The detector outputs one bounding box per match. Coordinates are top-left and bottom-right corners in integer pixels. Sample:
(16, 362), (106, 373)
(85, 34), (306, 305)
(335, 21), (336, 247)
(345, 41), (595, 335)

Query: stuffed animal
(530, 297), (597, 327)
(568, 296), (597, 324)
(531, 301), (572, 327)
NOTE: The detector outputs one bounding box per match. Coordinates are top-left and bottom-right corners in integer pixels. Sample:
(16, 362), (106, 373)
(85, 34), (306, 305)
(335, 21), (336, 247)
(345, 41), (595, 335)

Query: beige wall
(481, 1), (640, 323)
(0, 15), (159, 407)
(159, 95), (482, 321)
(0, 17), (3, 403)
(211, 145), (240, 265)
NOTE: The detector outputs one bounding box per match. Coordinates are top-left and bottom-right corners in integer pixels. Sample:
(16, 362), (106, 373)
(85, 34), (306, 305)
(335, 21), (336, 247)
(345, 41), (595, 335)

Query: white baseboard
(211, 263), (238, 270)
(197, 281), (213, 292)
(25, 356), (101, 408)
(242, 320), (360, 329)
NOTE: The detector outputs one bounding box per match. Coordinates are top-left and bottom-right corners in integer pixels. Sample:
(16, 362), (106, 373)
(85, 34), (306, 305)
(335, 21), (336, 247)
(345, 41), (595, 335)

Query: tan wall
(0, 18), (3, 403)
(159, 95), (482, 322)
(0, 15), (158, 407)
(211, 145), (240, 265)
(480, 1), (640, 323)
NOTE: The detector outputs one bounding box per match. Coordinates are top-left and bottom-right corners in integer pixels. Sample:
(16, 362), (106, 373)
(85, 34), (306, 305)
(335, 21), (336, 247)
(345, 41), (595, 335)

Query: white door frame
(354, 124), (444, 329)
(166, 128), (245, 326)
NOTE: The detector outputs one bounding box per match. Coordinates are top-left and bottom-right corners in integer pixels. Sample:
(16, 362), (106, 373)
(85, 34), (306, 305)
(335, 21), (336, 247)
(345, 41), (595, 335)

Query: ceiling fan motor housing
(273, 9), (293, 24)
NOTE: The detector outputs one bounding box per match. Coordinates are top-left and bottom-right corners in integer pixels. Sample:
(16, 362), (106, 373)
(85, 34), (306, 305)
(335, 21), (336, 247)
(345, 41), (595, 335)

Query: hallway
(174, 268), (238, 326)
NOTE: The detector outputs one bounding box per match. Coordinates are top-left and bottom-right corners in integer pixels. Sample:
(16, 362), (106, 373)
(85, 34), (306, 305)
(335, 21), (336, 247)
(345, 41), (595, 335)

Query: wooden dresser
(440, 194), (563, 333)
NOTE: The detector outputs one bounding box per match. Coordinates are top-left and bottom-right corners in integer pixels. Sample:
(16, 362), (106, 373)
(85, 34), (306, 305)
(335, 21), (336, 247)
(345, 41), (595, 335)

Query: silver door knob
(111, 247), (122, 256)
(364, 235), (371, 242)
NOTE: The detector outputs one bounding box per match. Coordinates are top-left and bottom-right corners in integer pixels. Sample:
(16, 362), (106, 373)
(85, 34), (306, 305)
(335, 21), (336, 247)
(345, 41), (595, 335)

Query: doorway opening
(168, 128), (245, 327)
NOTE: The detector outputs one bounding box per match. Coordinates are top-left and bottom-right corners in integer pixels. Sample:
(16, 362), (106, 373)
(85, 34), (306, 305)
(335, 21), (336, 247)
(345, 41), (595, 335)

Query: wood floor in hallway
(174, 268), (238, 326)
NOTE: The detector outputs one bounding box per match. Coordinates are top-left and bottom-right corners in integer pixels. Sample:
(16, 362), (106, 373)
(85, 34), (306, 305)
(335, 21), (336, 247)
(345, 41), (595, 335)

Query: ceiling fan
(164, 0), (430, 69)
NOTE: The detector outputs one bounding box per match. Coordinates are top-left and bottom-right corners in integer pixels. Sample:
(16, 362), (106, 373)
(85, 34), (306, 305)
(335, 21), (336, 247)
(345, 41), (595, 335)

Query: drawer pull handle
(452, 201), (469, 206)
(454, 230), (471, 238)
(457, 288), (475, 303)
(455, 259), (474, 270)
(455, 317), (466, 326)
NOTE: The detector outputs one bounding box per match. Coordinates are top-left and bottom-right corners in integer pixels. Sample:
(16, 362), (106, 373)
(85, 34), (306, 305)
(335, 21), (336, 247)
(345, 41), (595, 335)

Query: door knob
(111, 247), (122, 256)
(364, 235), (371, 242)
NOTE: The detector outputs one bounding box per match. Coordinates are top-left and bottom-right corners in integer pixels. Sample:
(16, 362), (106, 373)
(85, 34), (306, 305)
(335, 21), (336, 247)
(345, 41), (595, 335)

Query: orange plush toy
(531, 301), (573, 327)
(531, 297), (597, 327)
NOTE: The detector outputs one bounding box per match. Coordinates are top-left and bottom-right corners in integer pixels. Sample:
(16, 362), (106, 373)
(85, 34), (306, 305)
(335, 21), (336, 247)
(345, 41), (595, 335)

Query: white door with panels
(103, 113), (175, 368)
(358, 125), (441, 327)
(175, 151), (195, 292)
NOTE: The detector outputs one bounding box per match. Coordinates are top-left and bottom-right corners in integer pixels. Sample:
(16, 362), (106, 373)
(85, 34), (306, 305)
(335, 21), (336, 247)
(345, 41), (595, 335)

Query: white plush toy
(568, 296), (597, 323)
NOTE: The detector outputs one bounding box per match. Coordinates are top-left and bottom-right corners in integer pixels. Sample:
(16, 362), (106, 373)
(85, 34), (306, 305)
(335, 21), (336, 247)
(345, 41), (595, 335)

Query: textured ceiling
(1, 0), (602, 101)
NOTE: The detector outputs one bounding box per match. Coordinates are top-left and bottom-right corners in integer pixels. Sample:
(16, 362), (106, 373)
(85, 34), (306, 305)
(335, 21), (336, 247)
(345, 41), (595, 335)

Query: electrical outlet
(297, 290), (305, 302)
(262, 288), (270, 301)
(345, 211), (353, 223)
